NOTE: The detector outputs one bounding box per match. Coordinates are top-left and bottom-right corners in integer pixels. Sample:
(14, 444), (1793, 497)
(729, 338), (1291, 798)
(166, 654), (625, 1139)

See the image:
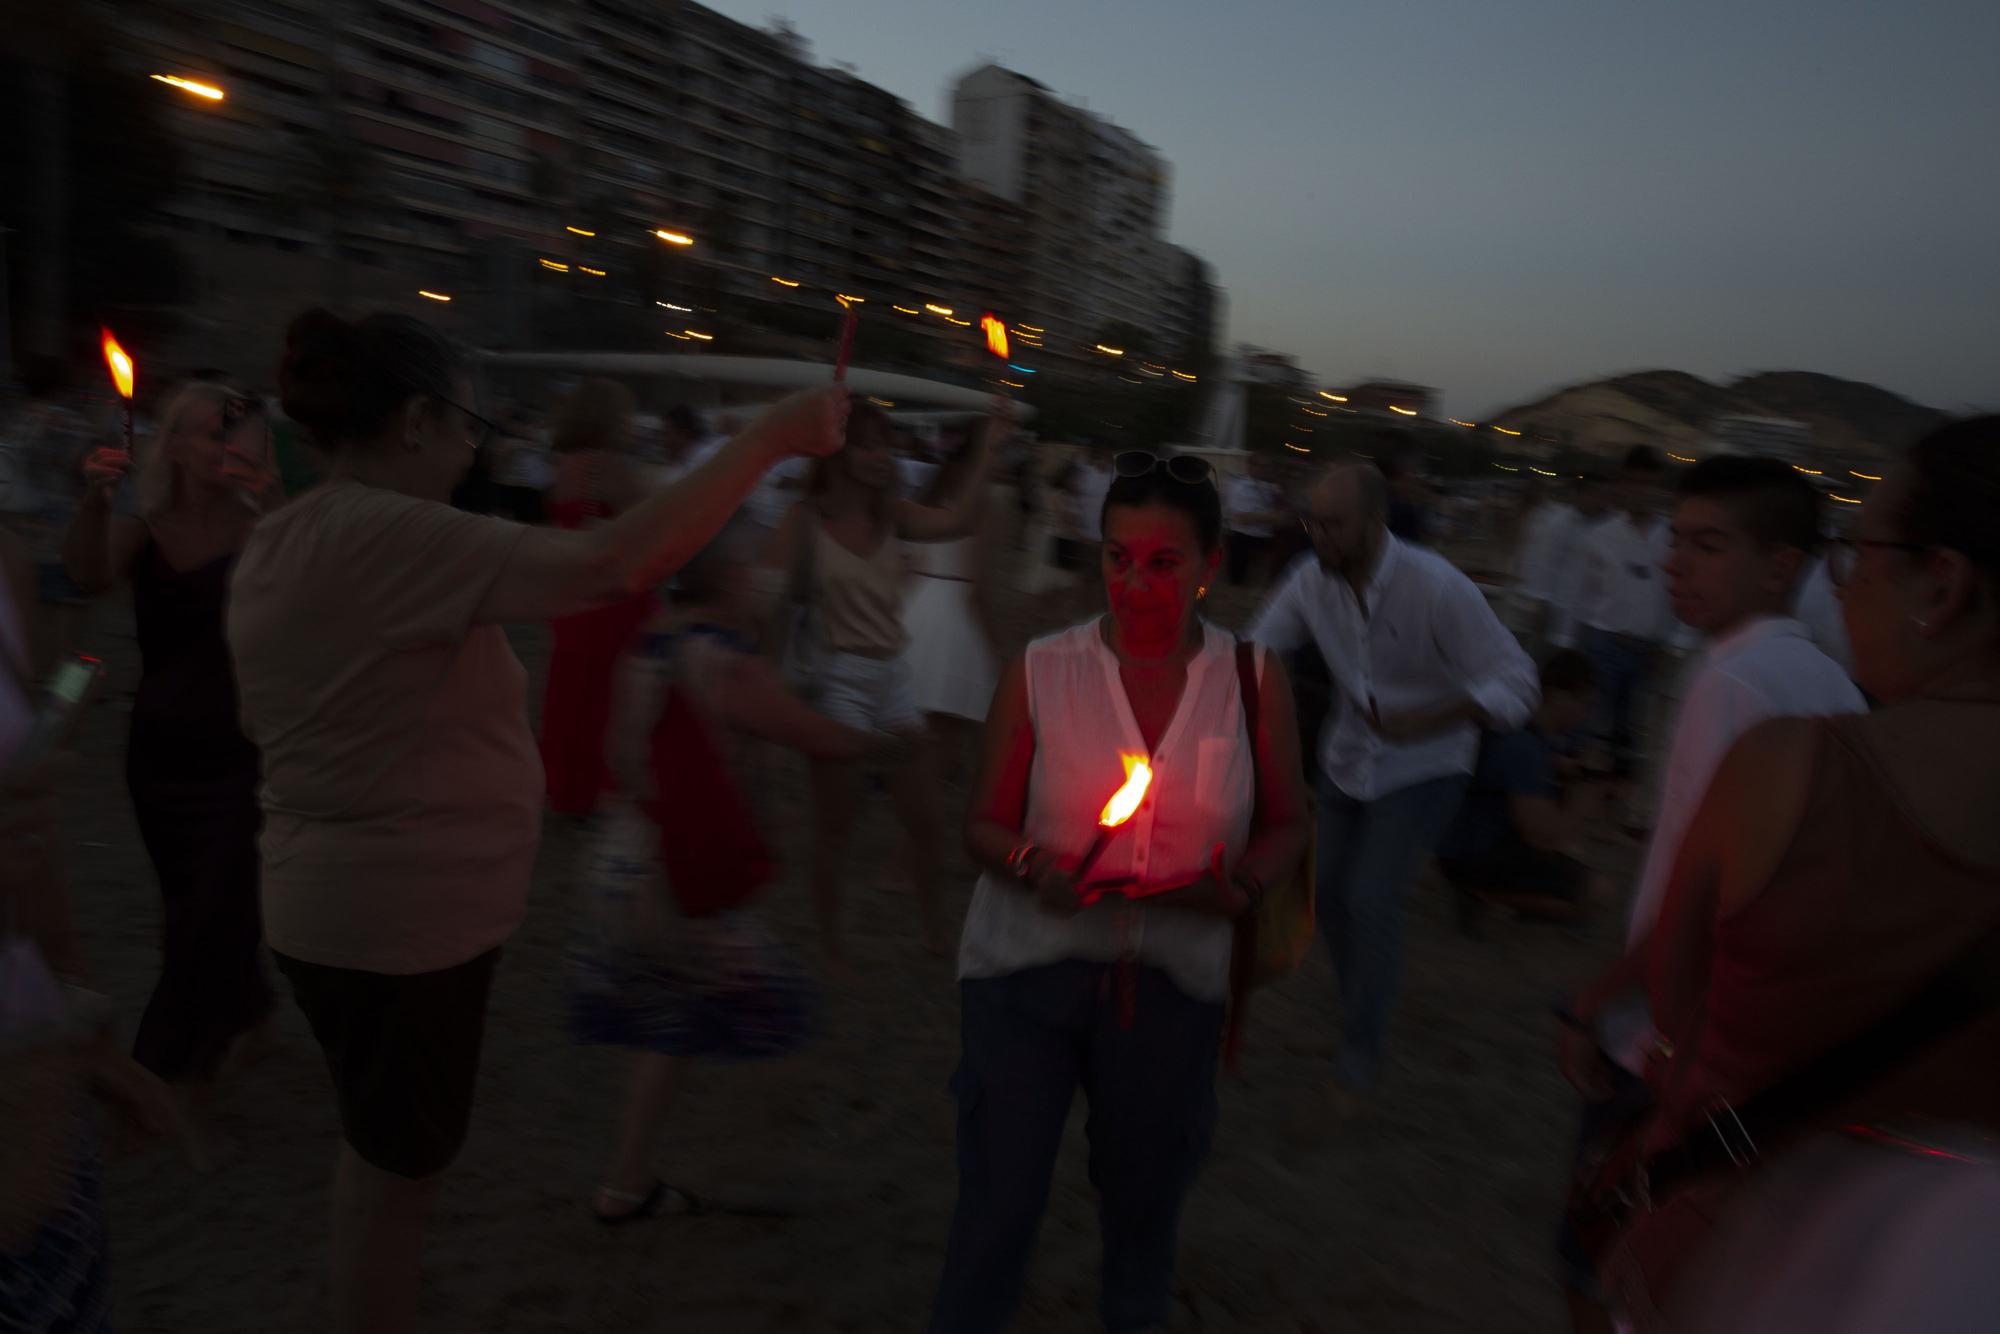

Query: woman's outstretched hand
(754, 386), (850, 461)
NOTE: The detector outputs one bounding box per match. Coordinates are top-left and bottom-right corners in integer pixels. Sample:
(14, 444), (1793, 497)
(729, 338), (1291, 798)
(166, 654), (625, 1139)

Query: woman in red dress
(539, 379), (654, 817)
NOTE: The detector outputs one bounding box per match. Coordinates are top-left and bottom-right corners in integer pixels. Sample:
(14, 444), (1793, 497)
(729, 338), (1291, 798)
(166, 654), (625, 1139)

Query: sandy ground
(54, 517), (1641, 1333)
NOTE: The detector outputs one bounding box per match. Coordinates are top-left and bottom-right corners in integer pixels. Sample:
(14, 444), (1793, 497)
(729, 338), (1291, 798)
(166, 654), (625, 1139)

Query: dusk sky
(702, 0), (1999, 418)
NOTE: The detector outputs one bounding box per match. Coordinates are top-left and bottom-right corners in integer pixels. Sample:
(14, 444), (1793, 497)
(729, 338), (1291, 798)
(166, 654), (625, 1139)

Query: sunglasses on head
(1112, 449), (1215, 488)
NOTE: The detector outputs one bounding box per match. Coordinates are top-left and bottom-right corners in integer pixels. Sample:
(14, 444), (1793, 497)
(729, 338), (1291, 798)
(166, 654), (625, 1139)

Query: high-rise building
(96, 4), (1226, 380)
(950, 63), (1207, 358)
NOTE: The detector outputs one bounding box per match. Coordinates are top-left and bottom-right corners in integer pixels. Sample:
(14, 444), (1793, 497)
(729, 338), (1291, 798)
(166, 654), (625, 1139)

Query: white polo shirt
(1599, 613), (1866, 1070)
(1250, 537), (1540, 801)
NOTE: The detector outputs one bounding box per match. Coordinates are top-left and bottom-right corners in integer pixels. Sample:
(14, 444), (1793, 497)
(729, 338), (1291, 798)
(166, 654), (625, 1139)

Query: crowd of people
(2, 305), (1995, 1334)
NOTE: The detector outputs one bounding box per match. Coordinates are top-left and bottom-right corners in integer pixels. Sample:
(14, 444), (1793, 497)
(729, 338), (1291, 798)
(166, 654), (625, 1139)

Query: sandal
(591, 1180), (712, 1225)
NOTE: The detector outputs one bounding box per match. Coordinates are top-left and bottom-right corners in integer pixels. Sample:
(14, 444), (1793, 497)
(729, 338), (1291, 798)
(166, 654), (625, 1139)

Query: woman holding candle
(929, 451), (1311, 1334)
(227, 308), (845, 1334)
(768, 400), (996, 968)
(60, 379), (281, 1158)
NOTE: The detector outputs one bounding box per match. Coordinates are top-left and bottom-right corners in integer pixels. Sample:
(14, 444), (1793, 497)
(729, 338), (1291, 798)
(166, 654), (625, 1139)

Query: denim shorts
(817, 650), (923, 734)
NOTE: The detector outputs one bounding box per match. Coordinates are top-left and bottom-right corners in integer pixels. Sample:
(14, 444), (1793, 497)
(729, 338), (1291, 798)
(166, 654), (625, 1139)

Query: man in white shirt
(1224, 455), (1285, 586)
(1514, 476), (1606, 654)
(1570, 447), (1676, 782)
(1252, 464), (1539, 1091)
(1551, 455), (1865, 1326)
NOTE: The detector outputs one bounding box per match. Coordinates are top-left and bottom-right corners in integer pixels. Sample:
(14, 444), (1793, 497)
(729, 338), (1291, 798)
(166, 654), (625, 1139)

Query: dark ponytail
(278, 307), (465, 452)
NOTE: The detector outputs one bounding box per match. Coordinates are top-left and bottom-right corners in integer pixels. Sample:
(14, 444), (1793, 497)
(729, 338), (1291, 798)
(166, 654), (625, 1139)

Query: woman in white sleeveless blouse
(930, 453), (1311, 1334)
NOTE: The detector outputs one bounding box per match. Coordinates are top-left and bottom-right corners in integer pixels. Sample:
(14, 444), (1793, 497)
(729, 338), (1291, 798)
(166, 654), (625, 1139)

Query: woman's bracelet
(1005, 843), (1038, 878)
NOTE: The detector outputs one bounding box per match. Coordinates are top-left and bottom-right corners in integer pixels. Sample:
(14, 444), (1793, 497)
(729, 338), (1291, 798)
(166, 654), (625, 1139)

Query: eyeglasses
(1112, 450), (1215, 488)
(1826, 537), (1929, 586)
(437, 395), (499, 452)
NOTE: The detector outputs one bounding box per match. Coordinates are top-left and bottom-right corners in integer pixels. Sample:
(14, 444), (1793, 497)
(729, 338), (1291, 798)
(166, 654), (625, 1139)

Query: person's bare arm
(475, 389), (845, 625)
(1647, 719), (1819, 1062)
(60, 454), (148, 594)
(896, 413), (998, 542)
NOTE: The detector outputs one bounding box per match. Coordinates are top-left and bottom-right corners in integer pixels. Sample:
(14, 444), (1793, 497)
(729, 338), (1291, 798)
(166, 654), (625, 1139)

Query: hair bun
(278, 308), (357, 440)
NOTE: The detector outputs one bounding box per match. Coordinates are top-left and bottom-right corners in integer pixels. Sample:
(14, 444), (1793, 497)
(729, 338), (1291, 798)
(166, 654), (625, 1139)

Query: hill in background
(1486, 369), (1948, 464)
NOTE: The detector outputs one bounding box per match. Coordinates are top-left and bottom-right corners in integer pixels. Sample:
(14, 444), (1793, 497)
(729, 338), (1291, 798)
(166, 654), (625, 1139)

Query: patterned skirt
(567, 805), (813, 1061)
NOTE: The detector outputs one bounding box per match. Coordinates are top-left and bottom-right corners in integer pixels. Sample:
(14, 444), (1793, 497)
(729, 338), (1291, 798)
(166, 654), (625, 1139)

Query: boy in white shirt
(1551, 454), (1866, 1331)
(1570, 447), (1676, 784)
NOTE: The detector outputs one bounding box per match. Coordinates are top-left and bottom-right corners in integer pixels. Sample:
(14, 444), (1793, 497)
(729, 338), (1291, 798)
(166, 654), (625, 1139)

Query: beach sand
(56, 536), (1633, 1333)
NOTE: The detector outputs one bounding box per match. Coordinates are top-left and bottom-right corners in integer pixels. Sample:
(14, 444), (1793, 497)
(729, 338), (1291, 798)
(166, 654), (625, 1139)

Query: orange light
(771, 276), (800, 287)
(566, 225), (596, 237)
(836, 293), (865, 305)
(1449, 418), (1476, 428)
(980, 312), (1010, 359)
(1095, 344), (1125, 356)
(539, 258), (570, 271)
(1492, 425), (1522, 437)
(924, 303), (954, 316)
(653, 229), (694, 246)
(945, 316), (972, 327)
(1793, 465), (1823, 476)
(100, 328), (135, 400)
(892, 304), (921, 315)
(683, 330), (714, 341)
(1319, 391), (1347, 403)
(1389, 405), (1417, 417)
(1171, 370), (1197, 382)
(1098, 756), (1153, 829)
(150, 73), (224, 101)
(1828, 493), (1862, 504)
(1849, 469), (1881, 481)
(1284, 441), (1310, 453)
(417, 289), (452, 302)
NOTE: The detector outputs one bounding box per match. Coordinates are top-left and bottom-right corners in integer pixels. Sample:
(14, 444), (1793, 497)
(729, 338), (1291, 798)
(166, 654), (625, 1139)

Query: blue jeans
(1581, 627), (1658, 779)
(929, 961), (1225, 1334)
(1315, 773), (1470, 1089)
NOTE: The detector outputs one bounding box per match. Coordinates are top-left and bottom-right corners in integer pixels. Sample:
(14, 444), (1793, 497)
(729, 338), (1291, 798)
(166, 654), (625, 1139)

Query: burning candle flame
(980, 312), (1010, 359)
(100, 328), (135, 400)
(1098, 756), (1153, 828)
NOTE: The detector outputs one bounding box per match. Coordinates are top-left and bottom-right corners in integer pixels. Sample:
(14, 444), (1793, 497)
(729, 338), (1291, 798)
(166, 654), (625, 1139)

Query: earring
(1197, 585), (1209, 599)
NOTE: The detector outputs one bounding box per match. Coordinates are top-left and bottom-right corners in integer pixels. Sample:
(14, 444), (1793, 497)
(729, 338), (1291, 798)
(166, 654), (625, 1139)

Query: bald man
(1252, 464), (1538, 1091)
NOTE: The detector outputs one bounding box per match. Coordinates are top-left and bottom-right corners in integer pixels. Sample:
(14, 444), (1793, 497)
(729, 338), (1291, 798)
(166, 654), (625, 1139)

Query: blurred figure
(539, 378), (653, 820)
(1570, 447), (1674, 785)
(767, 400), (994, 968)
(1511, 476), (1597, 655)
(228, 308), (843, 1334)
(1253, 463), (1537, 1092)
(1375, 434), (1431, 544)
(930, 452), (1309, 1334)
(1543, 474), (1611, 650)
(1223, 452), (1285, 586)
(487, 407), (552, 523)
(0, 356), (97, 675)
(574, 525), (902, 1222)
(60, 381), (283, 1156)
(904, 431), (1001, 780)
(1436, 649), (1608, 932)
(2, 526), (185, 1331)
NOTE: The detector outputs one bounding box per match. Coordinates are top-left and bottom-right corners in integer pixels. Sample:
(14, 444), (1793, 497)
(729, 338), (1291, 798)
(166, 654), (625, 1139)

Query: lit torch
(1073, 755), (1152, 888)
(101, 327), (136, 451)
(980, 311), (1010, 361)
(833, 296), (858, 383)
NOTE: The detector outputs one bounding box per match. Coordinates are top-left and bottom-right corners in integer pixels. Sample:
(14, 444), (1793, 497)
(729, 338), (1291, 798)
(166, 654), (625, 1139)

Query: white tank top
(956, 619), (1262, 1003)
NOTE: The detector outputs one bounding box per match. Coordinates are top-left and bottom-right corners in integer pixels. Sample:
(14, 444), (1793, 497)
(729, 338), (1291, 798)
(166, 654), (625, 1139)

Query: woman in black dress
(63, 380), (282, 1150)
